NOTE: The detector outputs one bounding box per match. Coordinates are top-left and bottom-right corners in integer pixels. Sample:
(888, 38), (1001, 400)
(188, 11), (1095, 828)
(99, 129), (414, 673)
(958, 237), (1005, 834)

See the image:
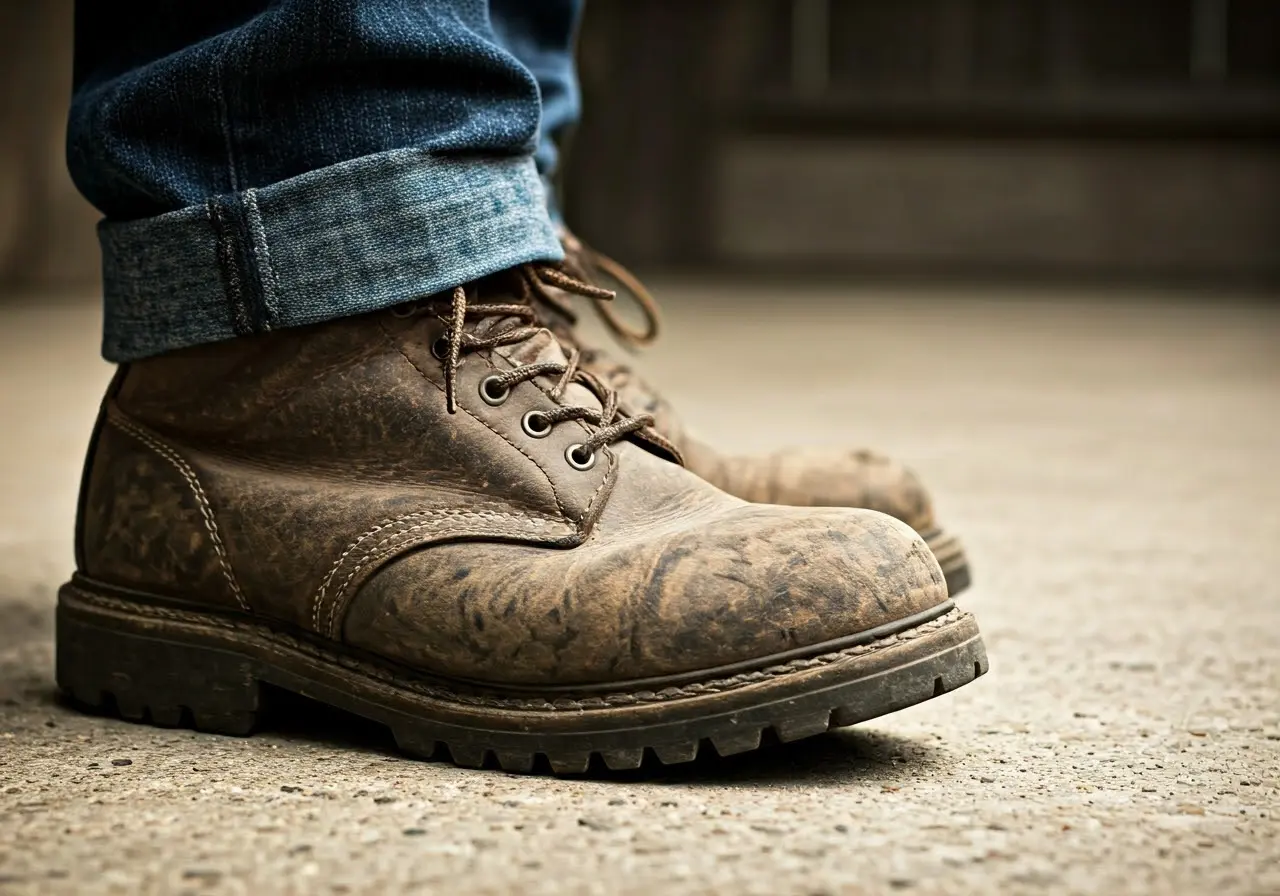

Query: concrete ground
(1, 282), (1277, 895)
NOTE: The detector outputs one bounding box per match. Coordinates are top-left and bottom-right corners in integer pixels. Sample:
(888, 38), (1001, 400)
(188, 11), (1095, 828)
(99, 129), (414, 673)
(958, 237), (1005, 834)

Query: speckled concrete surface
(1, 285), (1277, 895)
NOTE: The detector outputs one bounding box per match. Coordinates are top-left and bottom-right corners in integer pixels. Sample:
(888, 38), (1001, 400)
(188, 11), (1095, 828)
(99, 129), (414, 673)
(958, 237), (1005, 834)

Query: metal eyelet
(564, 443), (597, 471)
(521, 410), (554, 439)
(390, 303), (418, 319)
(479, 375), (510, 406)
(430, 335), (450, 361)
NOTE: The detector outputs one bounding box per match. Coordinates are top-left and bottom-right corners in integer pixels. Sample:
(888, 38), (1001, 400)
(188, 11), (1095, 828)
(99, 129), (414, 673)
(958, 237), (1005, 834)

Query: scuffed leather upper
(344, 442), (944, 686)
(79, 284), (947, 688)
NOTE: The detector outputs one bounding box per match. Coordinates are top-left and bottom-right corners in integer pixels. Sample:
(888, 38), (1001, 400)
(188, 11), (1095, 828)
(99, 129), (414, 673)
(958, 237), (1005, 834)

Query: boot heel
(56, 586), (262, 736)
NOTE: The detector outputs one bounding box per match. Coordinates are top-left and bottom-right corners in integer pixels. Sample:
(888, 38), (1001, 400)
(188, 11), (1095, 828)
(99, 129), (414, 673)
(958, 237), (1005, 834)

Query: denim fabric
(490, 0), (584, 223)
(69, 0), (583, 362)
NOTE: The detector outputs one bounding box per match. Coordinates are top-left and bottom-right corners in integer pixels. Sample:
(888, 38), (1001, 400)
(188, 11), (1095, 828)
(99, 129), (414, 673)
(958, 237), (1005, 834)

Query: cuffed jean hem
(98, 149), (563, 362)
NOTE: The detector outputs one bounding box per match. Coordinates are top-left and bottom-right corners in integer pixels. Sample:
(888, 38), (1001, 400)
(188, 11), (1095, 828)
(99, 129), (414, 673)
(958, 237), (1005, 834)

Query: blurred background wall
(0, 1), (99, 291)
(2, 0), (1277, 293)
(566, 0), (1280, 282)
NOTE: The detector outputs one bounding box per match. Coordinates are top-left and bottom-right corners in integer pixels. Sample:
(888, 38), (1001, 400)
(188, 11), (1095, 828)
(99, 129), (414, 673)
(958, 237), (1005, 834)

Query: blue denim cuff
(98, 150), (563, 361)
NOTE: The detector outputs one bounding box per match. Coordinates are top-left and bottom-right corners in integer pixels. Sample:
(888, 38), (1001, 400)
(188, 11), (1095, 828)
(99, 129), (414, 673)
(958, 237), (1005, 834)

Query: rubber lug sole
(56, 583), (988, 775)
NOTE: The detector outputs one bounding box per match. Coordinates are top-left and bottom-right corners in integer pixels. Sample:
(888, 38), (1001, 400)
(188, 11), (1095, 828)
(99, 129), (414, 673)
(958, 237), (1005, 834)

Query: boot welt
(56, 578), (988, 775)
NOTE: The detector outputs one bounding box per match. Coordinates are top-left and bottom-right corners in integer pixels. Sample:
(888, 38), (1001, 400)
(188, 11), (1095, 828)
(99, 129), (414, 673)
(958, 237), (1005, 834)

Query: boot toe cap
(342, 504), (948, 688)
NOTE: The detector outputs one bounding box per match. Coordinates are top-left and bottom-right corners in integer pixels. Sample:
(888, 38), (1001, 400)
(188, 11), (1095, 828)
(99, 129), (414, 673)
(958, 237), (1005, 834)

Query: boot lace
(402, 264), (654, 465)
(554, 231), (663, 351)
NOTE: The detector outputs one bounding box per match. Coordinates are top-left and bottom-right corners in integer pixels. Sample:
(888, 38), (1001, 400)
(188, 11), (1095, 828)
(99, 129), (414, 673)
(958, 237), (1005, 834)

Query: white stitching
(323, 515), (558, 637)
(242, 188), (280, 325)
(313, 508), (563, 635)
(322, 513), (552, 636)
(108, 415), (249, 612)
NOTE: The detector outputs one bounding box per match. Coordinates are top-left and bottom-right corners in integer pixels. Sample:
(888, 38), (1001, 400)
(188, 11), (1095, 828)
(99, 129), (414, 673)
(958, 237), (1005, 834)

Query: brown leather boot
(556, 233), (972, 596)
(57, 265), (986, 773)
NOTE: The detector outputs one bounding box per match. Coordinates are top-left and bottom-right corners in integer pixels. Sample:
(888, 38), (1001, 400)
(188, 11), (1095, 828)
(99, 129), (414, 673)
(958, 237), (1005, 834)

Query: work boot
(556, 233), (972, 596)
(57, 265), (986, 773)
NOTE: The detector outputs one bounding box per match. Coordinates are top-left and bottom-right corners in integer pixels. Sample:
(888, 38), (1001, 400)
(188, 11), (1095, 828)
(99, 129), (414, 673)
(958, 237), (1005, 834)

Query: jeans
(69, 0), (583, 361)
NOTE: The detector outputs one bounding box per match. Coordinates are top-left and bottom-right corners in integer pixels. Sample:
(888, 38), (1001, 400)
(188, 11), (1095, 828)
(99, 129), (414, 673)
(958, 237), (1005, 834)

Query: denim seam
(242, 189), (280, 327)
(206, 193), (277, 335)
(211, 37), (242, 194)
(206, 199), (254, 336)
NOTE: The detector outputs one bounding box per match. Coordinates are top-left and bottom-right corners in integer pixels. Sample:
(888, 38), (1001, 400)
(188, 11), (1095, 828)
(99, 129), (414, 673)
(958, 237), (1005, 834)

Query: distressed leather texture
(78, 277), (947, 687)
(343, 441), (945, 686)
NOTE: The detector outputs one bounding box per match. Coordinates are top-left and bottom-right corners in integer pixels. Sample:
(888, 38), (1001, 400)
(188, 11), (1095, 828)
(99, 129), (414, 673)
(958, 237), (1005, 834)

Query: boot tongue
(482, 317), (576, 376)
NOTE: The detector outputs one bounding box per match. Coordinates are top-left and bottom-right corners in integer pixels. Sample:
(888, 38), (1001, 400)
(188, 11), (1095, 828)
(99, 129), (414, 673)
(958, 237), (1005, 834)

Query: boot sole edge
(56, 583), (988, 775)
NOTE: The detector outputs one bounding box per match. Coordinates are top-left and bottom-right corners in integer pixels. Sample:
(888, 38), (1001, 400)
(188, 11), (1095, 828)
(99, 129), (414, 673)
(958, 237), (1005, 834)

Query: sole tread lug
(546, 752), (592, 775)
(191, 708), (258, 736)
(494, 750), (535, 773)
(710, 727), (764, 757)
(773, 711), (833, 743)
(391, 729), (439, 760)
(652, 741), (700, 765)
(445, 744), (488, 769)
(830, 705), (865, 728)
(599, 747), (645, 771)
